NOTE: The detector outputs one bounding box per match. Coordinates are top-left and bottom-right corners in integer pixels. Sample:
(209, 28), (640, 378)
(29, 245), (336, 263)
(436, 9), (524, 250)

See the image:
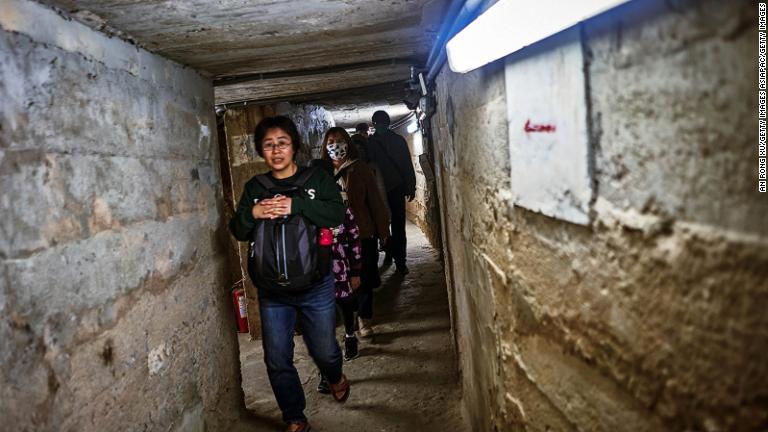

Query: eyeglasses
(262, 142), (291, 152)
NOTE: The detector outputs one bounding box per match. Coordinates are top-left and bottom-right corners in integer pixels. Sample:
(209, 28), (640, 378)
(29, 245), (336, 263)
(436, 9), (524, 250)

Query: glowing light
(446, 0), (630, 73)
(407, 120), (419, 134)
(413, 128), (424, 154)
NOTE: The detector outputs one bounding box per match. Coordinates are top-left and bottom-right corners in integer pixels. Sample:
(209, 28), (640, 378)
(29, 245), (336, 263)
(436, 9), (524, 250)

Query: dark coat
(350, 133), (368, 161)
(367, 130), (416, 196)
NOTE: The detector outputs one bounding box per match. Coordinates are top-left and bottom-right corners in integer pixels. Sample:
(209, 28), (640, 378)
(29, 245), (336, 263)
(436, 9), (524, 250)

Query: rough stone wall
(431, 0), (768, 431)
(218, 102), (334, 337)
(276, 102), (335, 162)
(0, 1), (242, 430)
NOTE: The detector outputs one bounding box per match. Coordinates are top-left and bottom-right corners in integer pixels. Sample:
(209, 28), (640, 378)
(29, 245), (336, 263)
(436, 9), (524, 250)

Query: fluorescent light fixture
(446, 0), (630, 73)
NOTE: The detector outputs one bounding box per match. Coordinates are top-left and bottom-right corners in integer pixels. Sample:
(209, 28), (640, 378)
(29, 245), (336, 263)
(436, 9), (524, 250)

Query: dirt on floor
(234, 222), (467, 431)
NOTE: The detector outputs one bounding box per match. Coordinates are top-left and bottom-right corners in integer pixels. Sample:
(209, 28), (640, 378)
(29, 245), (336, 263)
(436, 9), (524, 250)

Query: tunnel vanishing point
(1, 0), (767, 431)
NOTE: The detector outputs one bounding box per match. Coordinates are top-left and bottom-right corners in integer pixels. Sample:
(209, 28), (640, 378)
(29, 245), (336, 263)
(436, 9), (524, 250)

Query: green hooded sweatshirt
(229, 166), (345, 241)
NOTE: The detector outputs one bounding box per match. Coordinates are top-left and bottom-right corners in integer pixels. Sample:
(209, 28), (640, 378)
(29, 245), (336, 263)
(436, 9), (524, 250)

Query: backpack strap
(255, 167), (316, 196)
(254, 174), (277, 192)
(293, 166), (316, 188)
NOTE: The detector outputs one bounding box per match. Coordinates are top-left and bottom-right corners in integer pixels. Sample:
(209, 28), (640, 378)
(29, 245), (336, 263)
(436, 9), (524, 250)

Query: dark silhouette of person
(350, 122), (369, 161)
(366, 110), (416, 275)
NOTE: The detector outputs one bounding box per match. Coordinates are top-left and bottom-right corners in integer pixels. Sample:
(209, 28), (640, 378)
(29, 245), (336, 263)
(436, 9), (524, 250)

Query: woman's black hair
(254, 116), (302, 158)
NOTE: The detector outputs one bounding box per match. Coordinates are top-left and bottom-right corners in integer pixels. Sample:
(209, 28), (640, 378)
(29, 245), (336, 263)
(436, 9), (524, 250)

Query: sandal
(329, 374), (350, 403)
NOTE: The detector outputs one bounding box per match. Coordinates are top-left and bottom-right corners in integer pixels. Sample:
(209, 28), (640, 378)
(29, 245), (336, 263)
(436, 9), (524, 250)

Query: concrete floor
(236, 222), (467, 431)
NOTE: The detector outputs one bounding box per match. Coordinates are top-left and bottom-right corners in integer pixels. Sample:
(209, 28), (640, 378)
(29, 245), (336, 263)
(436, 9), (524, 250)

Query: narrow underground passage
(2, 1), (766, 431)
(215, 101), (462, 430)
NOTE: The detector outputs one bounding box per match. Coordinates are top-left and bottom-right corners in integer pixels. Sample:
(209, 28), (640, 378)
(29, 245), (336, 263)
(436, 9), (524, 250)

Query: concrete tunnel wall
(0, 0), (242, 430)
(430, 0), (768, 431)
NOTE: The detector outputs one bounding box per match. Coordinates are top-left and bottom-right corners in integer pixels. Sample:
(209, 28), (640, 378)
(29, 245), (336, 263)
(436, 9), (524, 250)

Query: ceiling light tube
(446, 0), (631, 73)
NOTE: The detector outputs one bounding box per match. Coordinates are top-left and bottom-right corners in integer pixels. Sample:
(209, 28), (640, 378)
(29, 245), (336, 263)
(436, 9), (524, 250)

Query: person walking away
(229, 116), (350, 432)
(366, 110), (416, 275)
(321, 127), (390, 338)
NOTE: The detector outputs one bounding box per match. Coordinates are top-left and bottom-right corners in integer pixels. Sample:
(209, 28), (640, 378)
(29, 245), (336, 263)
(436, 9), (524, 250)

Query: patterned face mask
(326, 142), (348, 161)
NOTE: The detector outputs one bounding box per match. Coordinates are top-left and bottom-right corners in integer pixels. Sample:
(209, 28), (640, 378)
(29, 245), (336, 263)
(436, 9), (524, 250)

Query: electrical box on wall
(505, 27), (593, 226)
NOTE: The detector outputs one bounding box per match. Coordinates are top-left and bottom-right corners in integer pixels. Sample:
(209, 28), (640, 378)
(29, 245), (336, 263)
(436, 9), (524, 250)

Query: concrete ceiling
(327, 101), (412, 128)
(214, 62), (413, 104)
(40, 0), (448, 104)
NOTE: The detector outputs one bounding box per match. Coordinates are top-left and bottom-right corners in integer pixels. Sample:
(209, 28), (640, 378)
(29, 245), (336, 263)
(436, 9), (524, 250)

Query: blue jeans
(258, 274), (343, 423)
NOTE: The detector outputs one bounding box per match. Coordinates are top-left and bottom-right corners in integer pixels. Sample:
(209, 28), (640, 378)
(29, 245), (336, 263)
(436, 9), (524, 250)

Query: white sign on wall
(505, 27), (593, 225)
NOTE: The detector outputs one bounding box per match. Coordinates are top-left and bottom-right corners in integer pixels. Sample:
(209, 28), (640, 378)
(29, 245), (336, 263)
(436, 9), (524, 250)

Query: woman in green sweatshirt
(229, 116), (349, 432)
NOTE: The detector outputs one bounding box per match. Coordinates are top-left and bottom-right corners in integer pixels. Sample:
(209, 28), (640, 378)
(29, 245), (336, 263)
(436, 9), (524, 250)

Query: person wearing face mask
(321, 127), (390, 339)
(366, 110), (417, 275)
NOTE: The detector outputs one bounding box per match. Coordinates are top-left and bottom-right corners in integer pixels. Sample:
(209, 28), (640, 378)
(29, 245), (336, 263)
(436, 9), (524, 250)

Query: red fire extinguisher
(232, 284), (249, 333)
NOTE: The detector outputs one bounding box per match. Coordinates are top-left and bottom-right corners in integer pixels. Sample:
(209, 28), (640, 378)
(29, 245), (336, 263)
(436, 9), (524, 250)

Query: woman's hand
(251, 201), (273, 219)
(265, 196), (292, 217)
(350, 276), (361, 290)
(252, 196), (293, 219)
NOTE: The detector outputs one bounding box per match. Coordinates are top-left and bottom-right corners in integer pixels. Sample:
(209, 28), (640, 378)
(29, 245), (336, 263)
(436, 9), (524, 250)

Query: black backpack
(247, 168), (331, 292)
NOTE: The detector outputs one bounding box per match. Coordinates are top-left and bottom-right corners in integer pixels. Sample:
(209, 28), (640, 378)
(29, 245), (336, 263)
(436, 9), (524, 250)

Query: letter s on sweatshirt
(307, 189), (316, 199)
